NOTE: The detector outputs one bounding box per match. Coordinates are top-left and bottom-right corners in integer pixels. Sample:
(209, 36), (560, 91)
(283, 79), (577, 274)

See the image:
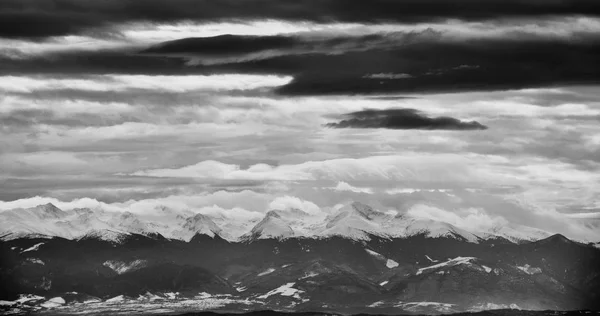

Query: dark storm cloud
(2, 0), (600, 39)
(325, 108), (488, 130)
(140, 33), (419, 58)
(143, 35), (299, 56)
(2, 33), (600, 95)
(0, 49), (196, 75)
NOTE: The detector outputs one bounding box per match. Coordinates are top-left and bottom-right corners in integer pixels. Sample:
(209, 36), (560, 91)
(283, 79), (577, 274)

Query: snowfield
(258, 282), (303, 300)
(40, 297), (65, 308)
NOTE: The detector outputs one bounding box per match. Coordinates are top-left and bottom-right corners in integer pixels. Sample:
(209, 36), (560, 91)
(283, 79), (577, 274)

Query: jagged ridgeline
(0, 202), (560, 242)
(1, 203), (600, 314)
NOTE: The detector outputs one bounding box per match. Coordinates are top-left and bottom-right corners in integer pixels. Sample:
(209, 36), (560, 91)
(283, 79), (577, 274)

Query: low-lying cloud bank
(1, 187), (599, 242)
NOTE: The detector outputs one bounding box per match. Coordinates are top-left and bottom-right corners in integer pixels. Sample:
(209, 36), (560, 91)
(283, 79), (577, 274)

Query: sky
(1, 0), (600, 241)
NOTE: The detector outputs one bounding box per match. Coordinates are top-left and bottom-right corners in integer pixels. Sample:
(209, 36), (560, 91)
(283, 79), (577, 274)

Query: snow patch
(299, 271), (319, 279)
(365, 248), (385, 259)
(105, 295), (125, 303)
(103, 259), (146, 274)
(83, 298), (102, 303)
(258, 282), (303, 300)
(425, 255), (438, 263)
(21, 242), (44, 253)
(196, 292), (212, 299)
(379, 281), (389, 286)
(386, 259), (399, 268)
(482, 265), (492, 273)
(516, 264), (542, 275)
(164, 292), (179, 300)
(417, 257), (476, 275)
(369, 301), (385, 307)
(257, 268), (276, 276)
(15, 294), (45, 304)
(26, 258), (45, 265)
(366, 248), (397, 268)
(40, 297), (65, 308)
(137, 292), (163, 302)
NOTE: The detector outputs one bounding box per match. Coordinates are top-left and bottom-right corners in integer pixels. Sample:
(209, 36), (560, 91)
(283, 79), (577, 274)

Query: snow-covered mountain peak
(341, 202), (383, 220)
(30, 203), (68, 220)
(399, 216), (481, 243)
(265, 210), (283, 219)
(244, 212), (295, 240)
(482, 223), (552, 244)
(536, 233), (575, 246)
(70, 208), (95, 217)
(181, 213), (222, 239)
(322, 202), (388, 240)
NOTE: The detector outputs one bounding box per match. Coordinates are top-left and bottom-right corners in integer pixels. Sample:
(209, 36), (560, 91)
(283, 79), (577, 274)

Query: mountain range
(0, 202), (561, 244)
(1, 203), (600, 315)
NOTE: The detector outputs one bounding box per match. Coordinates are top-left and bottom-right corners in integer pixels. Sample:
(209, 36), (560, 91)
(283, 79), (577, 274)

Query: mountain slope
(1, 232), (599, 314)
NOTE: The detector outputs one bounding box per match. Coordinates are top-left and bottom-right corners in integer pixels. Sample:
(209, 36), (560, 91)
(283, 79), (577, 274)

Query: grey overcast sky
(1, 0), (600, 240)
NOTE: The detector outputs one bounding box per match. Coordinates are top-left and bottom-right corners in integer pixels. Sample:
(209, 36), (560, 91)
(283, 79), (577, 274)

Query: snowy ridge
(416, 257), (477, 275)
(0, 202), (575, 244)
(243, 211), (295, 240)
(21, 242), (44, 253)
(79, 229), (131, 244)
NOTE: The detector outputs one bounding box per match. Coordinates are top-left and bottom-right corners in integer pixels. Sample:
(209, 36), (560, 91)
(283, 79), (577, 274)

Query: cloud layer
(2, 31), (599, 95)
(2, 0), (600, 39)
